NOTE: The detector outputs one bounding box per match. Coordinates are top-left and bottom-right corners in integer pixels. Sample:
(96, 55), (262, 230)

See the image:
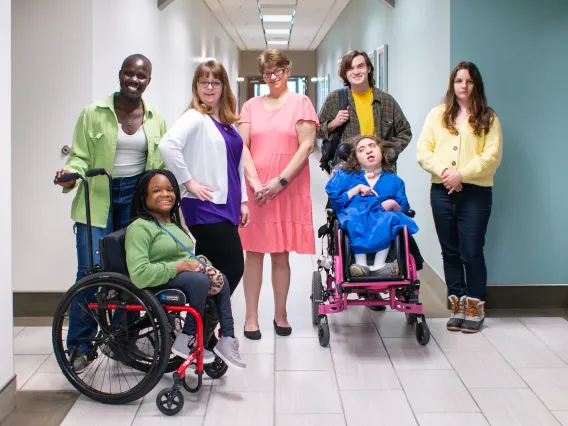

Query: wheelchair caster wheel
(311, 271), (324, 326)
(204, 356), (228, 379)
(415, 322), (430, 346)
(156, 388), (184, 416)
(405, 313), (417, 325)
(318, 316), (330, 347)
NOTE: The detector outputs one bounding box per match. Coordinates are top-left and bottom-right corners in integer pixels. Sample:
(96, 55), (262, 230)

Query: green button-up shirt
(63, 93), (167, 228)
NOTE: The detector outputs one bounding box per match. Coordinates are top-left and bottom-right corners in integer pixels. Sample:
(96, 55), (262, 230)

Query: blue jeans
(67, 174), (141, 355)
(160, 272), (235, 338)
(430, 183), (492, 301)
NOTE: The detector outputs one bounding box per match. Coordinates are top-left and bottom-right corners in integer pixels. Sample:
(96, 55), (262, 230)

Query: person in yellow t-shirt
(417, 61), (503, 334)
(317, 49), (412, 174)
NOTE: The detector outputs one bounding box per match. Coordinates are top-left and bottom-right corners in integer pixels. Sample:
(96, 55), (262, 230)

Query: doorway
(246, 76), (307, 101)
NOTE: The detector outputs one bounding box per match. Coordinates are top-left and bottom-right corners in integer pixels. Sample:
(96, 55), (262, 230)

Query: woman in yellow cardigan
(417, 62), (503, 333)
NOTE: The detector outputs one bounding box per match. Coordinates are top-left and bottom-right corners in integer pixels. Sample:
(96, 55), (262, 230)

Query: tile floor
(11, 156), (568, 425)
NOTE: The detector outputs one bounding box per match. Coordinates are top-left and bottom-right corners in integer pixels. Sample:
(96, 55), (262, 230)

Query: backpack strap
(339, 87), (349, 111)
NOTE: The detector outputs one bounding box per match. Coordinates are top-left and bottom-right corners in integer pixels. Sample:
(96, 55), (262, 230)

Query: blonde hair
(188, 60), (239, 125)
(257, 48), (292, 74)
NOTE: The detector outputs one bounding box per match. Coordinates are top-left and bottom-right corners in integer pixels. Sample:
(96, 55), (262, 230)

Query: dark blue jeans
(430, 184), (492, 301)
(67, 174), (141, 355)
(160, 272), (235, 338)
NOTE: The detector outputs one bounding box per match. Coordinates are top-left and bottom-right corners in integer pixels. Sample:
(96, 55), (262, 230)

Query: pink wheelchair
(311, 202), (431, 347)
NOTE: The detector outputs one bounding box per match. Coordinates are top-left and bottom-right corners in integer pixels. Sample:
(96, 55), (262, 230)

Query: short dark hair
(121, 54), (153, 74)
(339, 50), (375, 87)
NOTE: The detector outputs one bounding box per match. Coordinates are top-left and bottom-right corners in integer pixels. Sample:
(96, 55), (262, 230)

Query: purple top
(181, 116), (244, 227)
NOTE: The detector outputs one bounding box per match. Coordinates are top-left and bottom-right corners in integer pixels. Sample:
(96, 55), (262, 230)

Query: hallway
(9, 156), (568, 426)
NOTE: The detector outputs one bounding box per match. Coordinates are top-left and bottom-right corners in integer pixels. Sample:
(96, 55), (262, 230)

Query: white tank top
(114, 125), (148, 177)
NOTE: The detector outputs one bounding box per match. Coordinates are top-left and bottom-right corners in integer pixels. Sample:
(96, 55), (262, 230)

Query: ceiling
(203, 0), (351, 51)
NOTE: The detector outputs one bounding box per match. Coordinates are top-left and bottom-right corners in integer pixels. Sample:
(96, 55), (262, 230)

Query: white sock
(369, 247), (390, 271)
(354, 254), (367, 266)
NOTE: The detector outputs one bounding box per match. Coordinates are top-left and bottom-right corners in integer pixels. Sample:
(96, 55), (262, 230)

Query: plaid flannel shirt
(317, 87), (412, 155)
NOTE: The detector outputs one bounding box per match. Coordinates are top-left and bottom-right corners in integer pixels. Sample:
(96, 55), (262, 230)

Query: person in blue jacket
(325, 135), (419, 277)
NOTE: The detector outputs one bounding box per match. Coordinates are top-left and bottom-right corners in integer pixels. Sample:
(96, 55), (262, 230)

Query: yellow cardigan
(416, 105), (503, 187)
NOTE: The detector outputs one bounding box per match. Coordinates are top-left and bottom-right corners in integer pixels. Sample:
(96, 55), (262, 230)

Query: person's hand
(330, 107), (350, 129)
(359, 185), (376, 197)
(258, 177), (284, 201)
(442, 171), (463, 194)
(382, 199), (401, 212)
(54, 170), (76, 188)
(185, 179), (214, 201)
(240, 202), (251, 227)
(250, 178), (267, 206)
(185, 259), (202, 271)
(175, 259), (202, 274)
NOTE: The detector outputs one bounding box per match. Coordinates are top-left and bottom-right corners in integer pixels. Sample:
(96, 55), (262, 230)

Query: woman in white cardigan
(159, 60), (249, 347)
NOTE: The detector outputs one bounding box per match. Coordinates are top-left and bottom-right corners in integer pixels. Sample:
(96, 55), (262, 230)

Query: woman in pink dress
(238, 49), (319, 339)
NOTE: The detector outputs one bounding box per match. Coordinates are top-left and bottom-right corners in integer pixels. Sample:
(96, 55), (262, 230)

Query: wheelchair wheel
(52, 272), (171, 405)
(204, 356), (228, 379)
(416, 322), (431, 346)
(405, 313), (417, 325)
(318, 316), (330, 347)
(311, 271), (324, 326)
(156, 388), (184, 416)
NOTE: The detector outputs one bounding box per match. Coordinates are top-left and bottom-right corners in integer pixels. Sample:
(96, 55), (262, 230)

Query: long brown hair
(344, 135), (396, 174)
(442, 61), (495, 136)
(188, 60), (239, 125)
(339, 50), (375, 88)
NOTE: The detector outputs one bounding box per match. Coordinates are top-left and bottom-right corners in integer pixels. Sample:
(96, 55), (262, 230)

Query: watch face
(280, 178), (288, 186)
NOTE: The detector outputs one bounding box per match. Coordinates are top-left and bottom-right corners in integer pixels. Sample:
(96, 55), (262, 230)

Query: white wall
(1, 0), (14, 390)
(316, 0), (450, 277)
(12, 0), (239, 292)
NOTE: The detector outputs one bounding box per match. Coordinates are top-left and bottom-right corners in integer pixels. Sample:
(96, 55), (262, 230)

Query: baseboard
(487, 285), (568, 310)
(13, 292), (64, 318)
(12, 264), (568, 319)
(424, 269), (568, 312)
(0, 376), (16, 423)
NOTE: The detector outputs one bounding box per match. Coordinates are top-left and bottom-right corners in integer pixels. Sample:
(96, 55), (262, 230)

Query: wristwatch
(278, 176), (288, 187)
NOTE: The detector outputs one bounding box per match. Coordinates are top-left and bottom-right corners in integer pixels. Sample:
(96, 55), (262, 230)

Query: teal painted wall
(451, 0), (568, 284)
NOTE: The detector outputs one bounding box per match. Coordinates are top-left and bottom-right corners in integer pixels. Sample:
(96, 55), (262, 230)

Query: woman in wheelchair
(325, 135), (419, 278)
(125, 169), (245, 370)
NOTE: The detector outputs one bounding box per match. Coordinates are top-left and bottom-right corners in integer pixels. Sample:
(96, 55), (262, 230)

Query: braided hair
(130, 169), (186, 233)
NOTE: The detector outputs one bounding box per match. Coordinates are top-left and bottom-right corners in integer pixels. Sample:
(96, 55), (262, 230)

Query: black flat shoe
(273, 319), (292, 336)
(244, 325), (262, 340)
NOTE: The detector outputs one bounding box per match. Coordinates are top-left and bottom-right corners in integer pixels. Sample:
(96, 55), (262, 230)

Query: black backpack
(319, 88), (349, 173)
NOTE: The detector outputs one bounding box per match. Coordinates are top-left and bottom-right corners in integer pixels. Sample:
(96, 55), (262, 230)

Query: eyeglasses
(262, 68), (287, 79)
(198, 79), (223, 89)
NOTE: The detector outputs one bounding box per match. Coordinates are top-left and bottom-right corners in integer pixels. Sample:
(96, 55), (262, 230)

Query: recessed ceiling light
(267, 40), (289, 45)
(262, 15), (292, 23)
(265, 29), (290, 35)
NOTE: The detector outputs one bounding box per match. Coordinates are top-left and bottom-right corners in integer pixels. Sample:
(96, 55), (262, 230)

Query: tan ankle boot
(461, 297), (485, 333)
(447, 295), (466, 331)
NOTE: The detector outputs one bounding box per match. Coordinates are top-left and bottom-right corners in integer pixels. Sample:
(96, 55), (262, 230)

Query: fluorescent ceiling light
(267, 40), (288, 45)
(265, 29), (290, 35)
(262, 14), (292, 22)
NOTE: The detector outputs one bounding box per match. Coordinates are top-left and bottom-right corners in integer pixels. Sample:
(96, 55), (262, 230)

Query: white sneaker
(213, 336), (246, 369)
(172, 333), (215, 363)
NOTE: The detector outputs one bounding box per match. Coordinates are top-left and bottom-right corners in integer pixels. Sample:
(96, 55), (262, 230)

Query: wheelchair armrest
(405, 209), (416, 218)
